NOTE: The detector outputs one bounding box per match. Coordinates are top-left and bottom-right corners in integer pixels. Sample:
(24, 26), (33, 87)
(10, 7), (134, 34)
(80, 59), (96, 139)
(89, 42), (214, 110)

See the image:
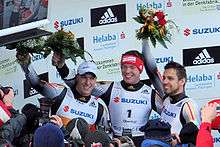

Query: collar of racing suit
(120, 80), (144, 91)
(167, 92), (188, 104)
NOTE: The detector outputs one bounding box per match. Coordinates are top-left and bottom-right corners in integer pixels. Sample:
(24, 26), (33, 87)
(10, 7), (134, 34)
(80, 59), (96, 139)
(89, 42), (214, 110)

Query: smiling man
(53, 50), (164, 146)
(18, 54), (110, 131)
(161, 61), (200, 146)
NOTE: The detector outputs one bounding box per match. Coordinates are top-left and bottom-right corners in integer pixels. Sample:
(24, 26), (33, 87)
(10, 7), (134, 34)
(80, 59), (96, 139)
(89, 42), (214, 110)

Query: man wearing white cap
(18, 53), (110, 131)
(53, 50), (163, 146)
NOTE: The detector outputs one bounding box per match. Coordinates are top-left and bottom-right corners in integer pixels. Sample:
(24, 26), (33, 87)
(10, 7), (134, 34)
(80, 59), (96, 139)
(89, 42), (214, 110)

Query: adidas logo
(193, 49), (214, 65)
(99, 8), (118, 25)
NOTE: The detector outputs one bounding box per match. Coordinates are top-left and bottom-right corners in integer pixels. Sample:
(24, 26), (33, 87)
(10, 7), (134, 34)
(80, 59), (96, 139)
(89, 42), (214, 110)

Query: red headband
(121, 55), (144, 72)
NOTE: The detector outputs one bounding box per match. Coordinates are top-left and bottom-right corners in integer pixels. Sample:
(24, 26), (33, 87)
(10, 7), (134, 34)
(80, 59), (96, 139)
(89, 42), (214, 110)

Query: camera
(38, 97), (54, 126)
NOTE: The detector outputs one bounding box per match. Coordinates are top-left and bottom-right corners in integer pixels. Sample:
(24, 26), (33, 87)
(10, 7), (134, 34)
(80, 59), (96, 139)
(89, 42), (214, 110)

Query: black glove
(21, 103), (42, 131)
(179, 122), (199, 145)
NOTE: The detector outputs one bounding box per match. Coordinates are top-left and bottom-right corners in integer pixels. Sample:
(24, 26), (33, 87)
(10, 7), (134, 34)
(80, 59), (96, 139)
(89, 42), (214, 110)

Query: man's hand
(50, 115), (63, 128)
(16, 52), (31, 65)
(52, 52), (65, 68)
(171, 133), (181, 146)
(1, 88), (14, 107)
(201, 102), (218, 123)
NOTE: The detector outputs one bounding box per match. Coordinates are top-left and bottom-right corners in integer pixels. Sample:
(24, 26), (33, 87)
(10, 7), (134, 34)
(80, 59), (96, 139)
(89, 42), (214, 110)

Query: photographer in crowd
(17, 53), (110, 131)
(0, 85), (14, 126)
(196, 102), (218, 147)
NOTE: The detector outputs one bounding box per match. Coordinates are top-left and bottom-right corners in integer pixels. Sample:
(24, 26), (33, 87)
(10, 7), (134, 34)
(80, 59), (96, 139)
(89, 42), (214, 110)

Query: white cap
(77, 61), (97, 77)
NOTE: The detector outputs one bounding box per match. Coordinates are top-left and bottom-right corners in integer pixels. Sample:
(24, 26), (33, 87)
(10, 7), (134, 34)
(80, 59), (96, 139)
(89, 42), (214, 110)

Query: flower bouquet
(133, 7), (178, 48)
(133, 7), (178, 97)
(6, 37), (51, 64)
(44, 28), (85, 64)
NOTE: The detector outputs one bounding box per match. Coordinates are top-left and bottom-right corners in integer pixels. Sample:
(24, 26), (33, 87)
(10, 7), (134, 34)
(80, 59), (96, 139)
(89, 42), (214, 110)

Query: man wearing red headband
(52, 50), (163, 146)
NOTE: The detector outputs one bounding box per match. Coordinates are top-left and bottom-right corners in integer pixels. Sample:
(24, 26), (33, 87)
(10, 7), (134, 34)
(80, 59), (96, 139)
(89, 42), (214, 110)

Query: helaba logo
(187, 74), (213, 83)
(93, 33), (117, 44)
(183, 27), (220, 36)
(183, 46), (220, 66)
(155, 56), (174, 64)
(136, 1), (165, 11)
(91, 4), (126, 27)
(93, 32), (125, 44)
(53, 17), (83, 30)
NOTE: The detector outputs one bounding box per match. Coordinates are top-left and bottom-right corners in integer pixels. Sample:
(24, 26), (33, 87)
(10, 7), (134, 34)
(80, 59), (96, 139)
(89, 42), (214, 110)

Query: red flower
(158, 19), (167, 26)
(155, 11), (165, 20)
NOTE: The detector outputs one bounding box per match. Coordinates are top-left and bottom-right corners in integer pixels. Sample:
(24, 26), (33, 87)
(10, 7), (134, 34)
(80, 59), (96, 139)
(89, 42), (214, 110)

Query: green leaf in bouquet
(133, 16), (145, 24)
(149, 35), (156, 48)
(155, 36), (168, 49)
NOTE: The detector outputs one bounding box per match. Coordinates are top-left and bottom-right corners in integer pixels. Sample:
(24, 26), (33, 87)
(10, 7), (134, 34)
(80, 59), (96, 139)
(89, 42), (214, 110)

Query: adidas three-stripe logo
(99, 8), (118, 24)
(193, 49), (214, 65)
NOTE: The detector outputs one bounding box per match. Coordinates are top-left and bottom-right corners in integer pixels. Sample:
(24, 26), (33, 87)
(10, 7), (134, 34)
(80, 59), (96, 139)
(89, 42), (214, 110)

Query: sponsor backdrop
(1, 0), (220, 145)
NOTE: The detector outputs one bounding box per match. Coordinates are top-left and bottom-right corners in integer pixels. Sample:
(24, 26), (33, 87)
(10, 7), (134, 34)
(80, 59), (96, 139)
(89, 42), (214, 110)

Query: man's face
(121, 64), (141, 85)
(162, 68), (185, 96)
(75, 74), (96, 96)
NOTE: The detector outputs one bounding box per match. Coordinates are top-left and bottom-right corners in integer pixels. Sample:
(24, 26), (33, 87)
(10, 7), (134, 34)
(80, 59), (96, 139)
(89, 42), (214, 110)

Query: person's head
(121, 50), (144, 84)
(84, 130), (112, 147)
(33, 123), (65, 147)
(162, 61), (186, 96)
(66, 117), (90, 145)
(75, 61), (97, 96)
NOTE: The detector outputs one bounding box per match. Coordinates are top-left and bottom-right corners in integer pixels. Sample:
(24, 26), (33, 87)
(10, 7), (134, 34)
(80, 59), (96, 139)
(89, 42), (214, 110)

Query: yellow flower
(148, 22), (155, 32)
(159, 26), (166, 37)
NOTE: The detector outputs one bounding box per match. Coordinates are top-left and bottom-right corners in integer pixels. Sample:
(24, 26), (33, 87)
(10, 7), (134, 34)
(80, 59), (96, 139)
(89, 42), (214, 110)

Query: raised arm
(17, 53), (64, 99)
(142, 40), (165, 98)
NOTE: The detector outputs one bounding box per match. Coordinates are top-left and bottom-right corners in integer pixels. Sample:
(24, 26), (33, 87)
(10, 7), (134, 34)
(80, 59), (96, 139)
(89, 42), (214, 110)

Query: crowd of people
(0, 49), (218, 147)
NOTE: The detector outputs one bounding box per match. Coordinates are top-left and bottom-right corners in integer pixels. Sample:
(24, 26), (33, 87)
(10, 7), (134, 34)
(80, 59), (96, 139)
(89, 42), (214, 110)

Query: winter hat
(66, 118), (90, 145)
(139, 118), (172, 143)
(33, 123), (64, 147)
(77, 61), (97, 77)
(141, 139), (171, 147)
(84, 130), (112, 147)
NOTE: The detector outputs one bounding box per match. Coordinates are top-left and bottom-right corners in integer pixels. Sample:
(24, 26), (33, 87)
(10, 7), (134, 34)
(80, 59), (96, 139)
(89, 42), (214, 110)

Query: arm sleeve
(142, 40), (165, 98)
(56, 64), (72, 80)
(97, 98), (111, 132)
(20, 63), (64, 99)
(196, 122), (213, 147)
(182, 101), (201, 127)
(152, 91), (164, 114)
(92, 82), (113, 106)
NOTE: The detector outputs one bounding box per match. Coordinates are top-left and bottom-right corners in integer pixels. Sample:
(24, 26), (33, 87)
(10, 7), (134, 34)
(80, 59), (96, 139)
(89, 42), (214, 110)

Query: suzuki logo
(184, 28), (191, 36)
(114, 97), (120, 103)
(217, 72), (220, 80)
(63, 106), (69, 112)
(54, 20), (59, 30)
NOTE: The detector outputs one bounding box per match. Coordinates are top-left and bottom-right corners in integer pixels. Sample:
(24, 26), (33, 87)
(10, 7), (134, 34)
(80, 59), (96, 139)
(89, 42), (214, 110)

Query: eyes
(162, 76), (175, 81)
